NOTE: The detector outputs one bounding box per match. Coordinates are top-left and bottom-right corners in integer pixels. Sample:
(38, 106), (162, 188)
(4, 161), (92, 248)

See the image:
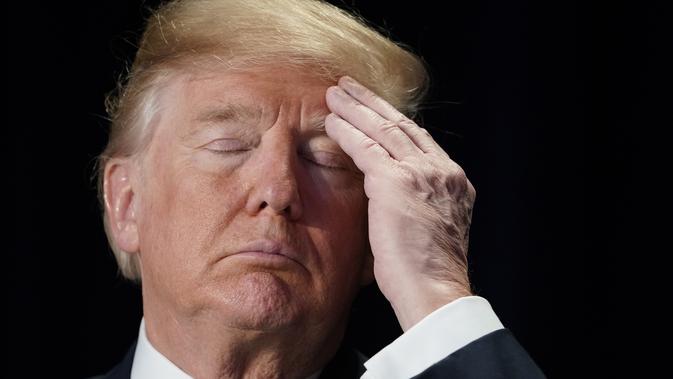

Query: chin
(213, 271), (307, 330)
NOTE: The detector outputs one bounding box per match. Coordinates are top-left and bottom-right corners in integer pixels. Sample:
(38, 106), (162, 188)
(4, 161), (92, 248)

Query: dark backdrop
(10, 0), (663, 378)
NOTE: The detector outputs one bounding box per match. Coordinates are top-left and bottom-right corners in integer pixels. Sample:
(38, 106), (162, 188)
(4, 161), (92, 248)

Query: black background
(9, 0), (665, 378)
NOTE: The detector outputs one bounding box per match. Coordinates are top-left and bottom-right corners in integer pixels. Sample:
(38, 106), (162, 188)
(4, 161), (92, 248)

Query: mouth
(232, 251), (298, 264)
(229, 239), (304, 267)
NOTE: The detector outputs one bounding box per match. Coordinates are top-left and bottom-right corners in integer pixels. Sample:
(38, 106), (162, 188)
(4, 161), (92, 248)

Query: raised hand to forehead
(325, 76), (476, 331)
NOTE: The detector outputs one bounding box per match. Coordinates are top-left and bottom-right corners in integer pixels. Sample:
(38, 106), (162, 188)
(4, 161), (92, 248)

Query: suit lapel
(103, 341), (137, 379)
(318, 345), (367, 379)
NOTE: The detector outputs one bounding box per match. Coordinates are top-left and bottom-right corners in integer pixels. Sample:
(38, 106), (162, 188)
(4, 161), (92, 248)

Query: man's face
(135, 66), (372, 331)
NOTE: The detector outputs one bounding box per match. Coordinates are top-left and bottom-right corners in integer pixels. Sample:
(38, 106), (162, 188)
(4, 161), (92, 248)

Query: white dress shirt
(130, 296), (503, 379)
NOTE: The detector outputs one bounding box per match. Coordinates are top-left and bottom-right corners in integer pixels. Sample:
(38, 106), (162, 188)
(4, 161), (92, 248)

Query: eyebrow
(192, 103), (329, 135)
(306, 114), (326, 134)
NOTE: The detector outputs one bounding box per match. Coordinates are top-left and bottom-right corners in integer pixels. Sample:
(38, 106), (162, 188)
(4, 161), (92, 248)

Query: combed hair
(98, 0), (430, 281)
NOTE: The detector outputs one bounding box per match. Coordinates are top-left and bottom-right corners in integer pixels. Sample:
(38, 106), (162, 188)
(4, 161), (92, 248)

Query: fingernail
(340, 76), (357, 87)
(328, 86), (346, 98)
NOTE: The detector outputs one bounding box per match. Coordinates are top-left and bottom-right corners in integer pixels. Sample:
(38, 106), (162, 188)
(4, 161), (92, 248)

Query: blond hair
(98, 0), (429, 281)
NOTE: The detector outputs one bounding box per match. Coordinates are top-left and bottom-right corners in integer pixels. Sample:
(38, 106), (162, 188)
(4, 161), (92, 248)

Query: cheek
(137, 156), (243, 279)
(306, 180), (369, 279)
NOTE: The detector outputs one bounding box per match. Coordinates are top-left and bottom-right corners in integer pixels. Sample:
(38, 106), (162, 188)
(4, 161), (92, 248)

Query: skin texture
(324, 77), (474, 331)
(104, 67), (475, 378)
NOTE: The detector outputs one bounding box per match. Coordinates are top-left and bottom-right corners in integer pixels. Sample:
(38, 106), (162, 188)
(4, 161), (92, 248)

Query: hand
(325, 76), (476, 331)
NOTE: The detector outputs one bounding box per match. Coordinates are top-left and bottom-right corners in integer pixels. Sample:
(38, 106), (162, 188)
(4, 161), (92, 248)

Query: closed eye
(203, 138), (251, 154)
(202, 140), (349, 171)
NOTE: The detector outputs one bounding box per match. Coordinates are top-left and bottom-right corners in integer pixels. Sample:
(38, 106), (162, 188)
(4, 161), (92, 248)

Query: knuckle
(399, 169), (418, 187)
(453, 169), (468, 186)
(429, 169), (449, 189)
(466, 179), (477, 200)
(426, 165), (443, 181)
(398, 119), (418, 129)
(451, 169), (470, 192)
(358, 138), (380, 152)
(379, 121), (399, 135)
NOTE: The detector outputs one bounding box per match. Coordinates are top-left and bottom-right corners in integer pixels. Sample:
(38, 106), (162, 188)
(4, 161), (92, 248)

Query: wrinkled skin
(325, 76), (475, 330)
(103, 67), (475, 378)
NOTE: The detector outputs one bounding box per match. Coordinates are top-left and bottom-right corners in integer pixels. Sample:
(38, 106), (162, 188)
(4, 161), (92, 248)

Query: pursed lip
(230, 239), (303, 266)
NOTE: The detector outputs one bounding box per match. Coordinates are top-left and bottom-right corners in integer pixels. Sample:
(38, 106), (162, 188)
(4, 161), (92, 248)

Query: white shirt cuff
(361, 296), (504, 379)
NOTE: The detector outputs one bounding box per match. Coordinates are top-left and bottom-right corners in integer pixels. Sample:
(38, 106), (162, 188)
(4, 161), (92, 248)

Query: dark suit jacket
(98, 328), (545, 379)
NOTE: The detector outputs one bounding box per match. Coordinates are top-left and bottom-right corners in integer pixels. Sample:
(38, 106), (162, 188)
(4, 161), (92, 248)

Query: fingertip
(338, 75), (357, 88)
(325, 86), (343, 109)
(325, 85), (341, 98)
(323, 113), (337, 132)
(324, 112), (345, 129)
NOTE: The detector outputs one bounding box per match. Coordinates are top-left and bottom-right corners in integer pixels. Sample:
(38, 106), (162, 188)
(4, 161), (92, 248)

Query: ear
(103, 159), (140, 254)
(358, 246), (375, 286)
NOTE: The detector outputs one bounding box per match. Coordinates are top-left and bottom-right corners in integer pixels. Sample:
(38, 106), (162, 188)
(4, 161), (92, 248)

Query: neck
(142, 305), (345, 379)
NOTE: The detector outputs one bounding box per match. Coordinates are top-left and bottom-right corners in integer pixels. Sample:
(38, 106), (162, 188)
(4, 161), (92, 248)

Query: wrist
(389, 281), (472, 331)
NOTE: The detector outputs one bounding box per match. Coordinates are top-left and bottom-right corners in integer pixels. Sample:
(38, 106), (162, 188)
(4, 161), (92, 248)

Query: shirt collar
(130, 318), (322, 379)
(131, 319), (192, 379)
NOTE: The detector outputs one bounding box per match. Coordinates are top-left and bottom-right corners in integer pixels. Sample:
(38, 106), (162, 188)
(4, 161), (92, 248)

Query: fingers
(326, 86), (422, 161)
(337, 76), (441, 155)
(324, 113), (392, 175)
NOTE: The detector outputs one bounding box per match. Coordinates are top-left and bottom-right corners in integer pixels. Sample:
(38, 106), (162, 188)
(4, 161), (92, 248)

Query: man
(96, 0), (546, 378)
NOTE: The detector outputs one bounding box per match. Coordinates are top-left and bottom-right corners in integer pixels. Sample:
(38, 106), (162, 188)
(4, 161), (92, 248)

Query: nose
(244, 140), (303, 220)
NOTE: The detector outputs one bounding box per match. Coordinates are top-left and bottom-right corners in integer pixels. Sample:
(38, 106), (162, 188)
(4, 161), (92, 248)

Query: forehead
(180, 67), (330, 117)
(185, 66), (331, 94)
(155, 66), (333, 139)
